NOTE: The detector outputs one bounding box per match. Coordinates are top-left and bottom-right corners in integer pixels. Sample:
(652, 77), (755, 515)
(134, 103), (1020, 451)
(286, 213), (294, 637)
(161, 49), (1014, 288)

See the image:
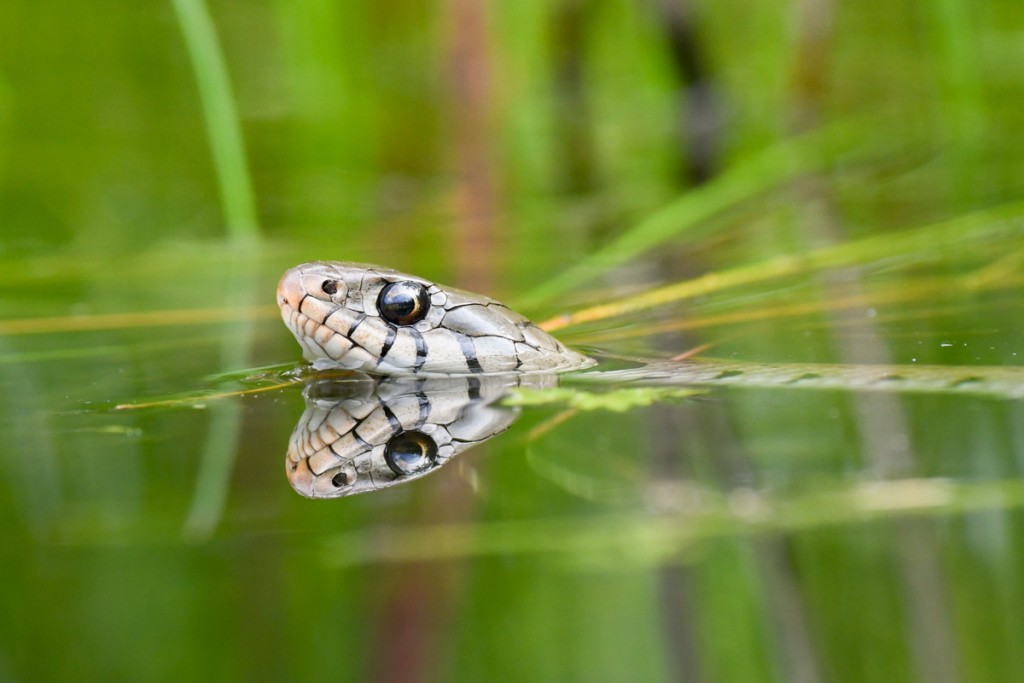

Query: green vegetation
(1, 0), (1024, 681)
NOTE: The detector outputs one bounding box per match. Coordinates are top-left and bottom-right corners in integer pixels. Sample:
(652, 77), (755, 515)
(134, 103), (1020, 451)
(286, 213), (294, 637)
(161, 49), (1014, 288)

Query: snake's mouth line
(281, 300), (366, 366)
(283, 295), (593, 376)
(281, 301), (327, 357)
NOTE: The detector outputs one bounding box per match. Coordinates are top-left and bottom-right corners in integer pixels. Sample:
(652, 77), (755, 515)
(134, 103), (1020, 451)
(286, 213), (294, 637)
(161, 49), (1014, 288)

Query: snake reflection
(286, 374), (553, 498)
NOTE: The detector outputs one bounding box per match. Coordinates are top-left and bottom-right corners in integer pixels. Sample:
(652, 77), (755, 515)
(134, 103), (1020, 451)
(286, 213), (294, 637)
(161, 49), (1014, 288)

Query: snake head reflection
(286, 374), (542, 498)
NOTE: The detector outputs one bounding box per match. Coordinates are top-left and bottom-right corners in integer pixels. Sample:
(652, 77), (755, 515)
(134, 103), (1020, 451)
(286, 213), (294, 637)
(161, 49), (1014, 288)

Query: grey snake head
(277, 261), (593, 376)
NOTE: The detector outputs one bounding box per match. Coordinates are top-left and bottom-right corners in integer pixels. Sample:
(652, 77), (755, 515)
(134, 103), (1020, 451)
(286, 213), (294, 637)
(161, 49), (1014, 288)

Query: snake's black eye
(383, 431), (438, 476)
(321, 280), (338, 295)
(331, 471), (351, 487)
(377, 281), (430, 326)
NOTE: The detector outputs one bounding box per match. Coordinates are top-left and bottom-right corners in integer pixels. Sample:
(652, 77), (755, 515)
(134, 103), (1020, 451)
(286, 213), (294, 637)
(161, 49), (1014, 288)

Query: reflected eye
(321, 280), (338, 295)
(377, 281), (430, 325)
(383, 431), (438, 476)
(331, 470), (351, 487)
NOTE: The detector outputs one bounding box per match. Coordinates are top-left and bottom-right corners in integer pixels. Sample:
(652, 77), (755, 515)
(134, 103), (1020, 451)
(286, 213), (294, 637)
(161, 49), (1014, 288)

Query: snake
(278, 262), (1024, 498)
(278, 261), (1024, 397)
(278, 261), (594, 376)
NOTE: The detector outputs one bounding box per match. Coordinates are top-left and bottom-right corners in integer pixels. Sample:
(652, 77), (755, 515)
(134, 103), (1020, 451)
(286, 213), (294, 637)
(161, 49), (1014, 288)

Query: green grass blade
(542, 200), (1024, 330)
(181, 265), (259, 540)
(518, 123), (873, 308)
(169, 0), (261, 535)
(171, 0), (259, 238)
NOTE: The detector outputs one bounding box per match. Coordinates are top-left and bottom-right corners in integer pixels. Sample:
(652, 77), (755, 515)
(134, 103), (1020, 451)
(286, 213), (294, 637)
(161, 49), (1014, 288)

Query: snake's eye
(321, 280), (338, 295)
(383, 431), (438, 476)
(377, 281), (430, 326)
(331, 470), (351, 487)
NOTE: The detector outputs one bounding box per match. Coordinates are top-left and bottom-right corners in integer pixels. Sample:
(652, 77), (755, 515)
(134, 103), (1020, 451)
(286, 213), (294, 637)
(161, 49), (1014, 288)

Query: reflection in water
(286, 373), (548, 498)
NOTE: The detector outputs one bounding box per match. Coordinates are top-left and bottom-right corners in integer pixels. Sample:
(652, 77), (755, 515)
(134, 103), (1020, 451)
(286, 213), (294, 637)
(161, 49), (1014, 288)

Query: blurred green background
(2, 0), (1024, 681)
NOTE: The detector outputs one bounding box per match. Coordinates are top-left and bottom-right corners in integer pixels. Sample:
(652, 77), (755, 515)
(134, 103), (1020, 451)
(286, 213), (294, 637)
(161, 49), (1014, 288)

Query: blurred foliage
(2, 0), (1024, 682)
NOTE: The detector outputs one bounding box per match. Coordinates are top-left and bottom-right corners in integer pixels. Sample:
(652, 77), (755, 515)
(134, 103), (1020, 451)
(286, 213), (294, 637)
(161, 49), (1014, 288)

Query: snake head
(277, 261), (593, 375)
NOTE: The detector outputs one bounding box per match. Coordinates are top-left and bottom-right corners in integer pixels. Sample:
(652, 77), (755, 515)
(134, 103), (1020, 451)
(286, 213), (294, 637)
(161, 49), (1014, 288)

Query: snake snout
(277, 266), (306, 311)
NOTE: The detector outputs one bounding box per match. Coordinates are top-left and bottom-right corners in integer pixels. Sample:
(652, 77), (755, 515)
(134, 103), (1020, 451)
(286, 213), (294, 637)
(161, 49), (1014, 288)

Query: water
(3, 249), (1022, 681)
(4, 0), (1024, 680)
